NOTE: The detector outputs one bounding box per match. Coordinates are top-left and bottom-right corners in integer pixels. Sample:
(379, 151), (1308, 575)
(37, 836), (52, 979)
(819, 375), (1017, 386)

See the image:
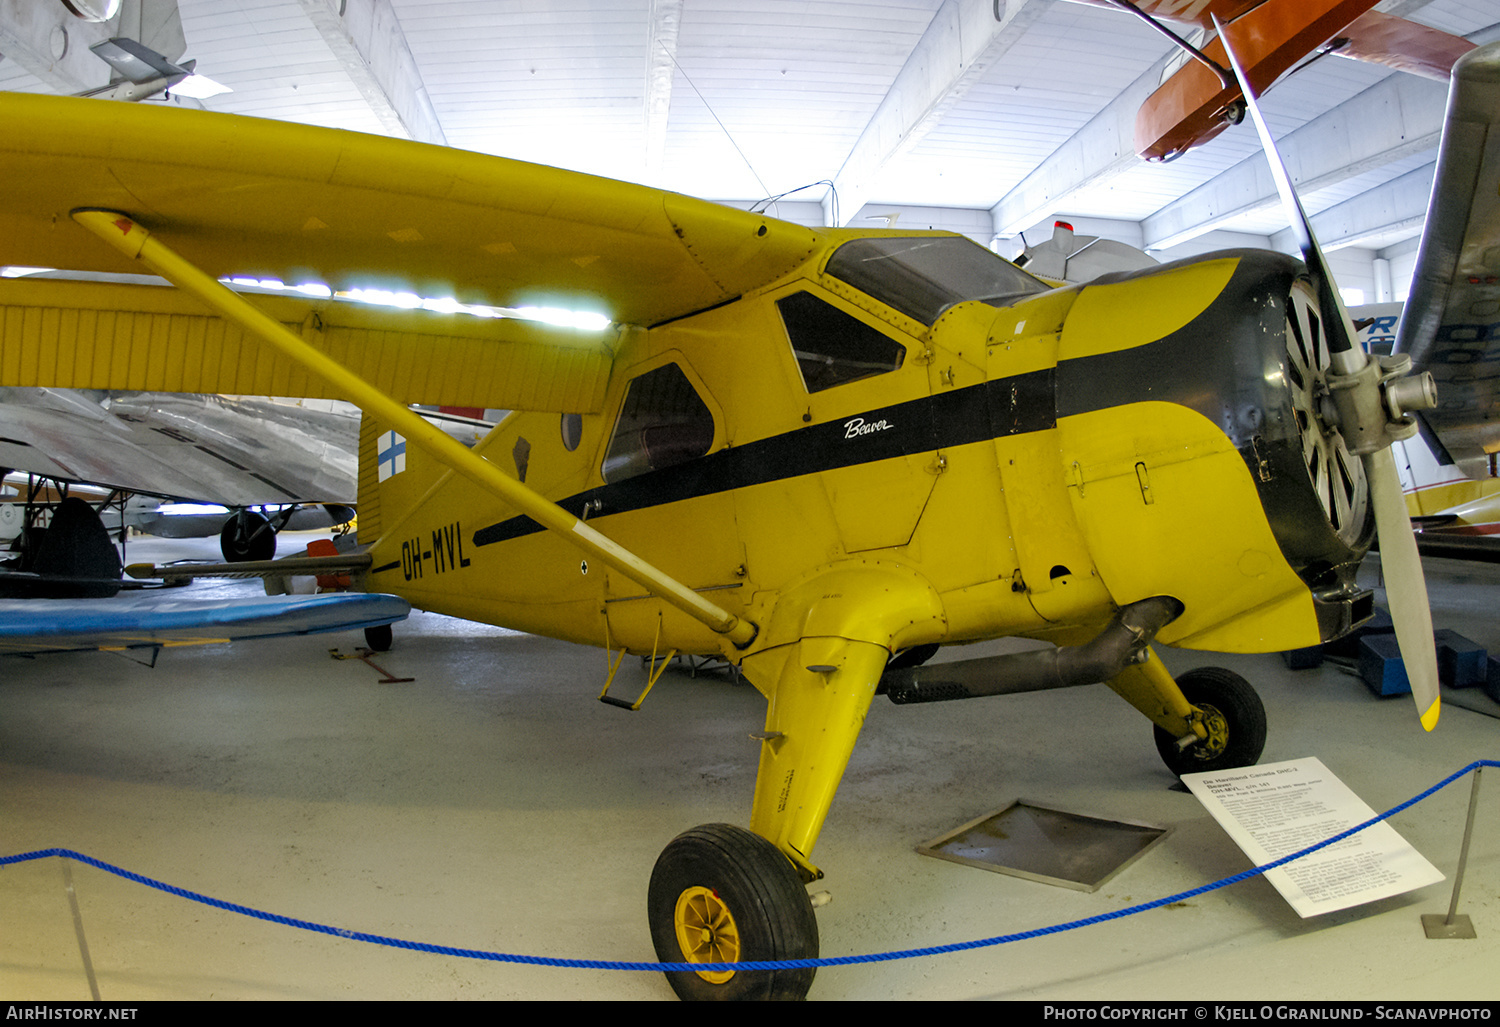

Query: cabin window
(825, 236), (1047, 325)
(777, 291), (907, 393)
(602, 363), (715, 483)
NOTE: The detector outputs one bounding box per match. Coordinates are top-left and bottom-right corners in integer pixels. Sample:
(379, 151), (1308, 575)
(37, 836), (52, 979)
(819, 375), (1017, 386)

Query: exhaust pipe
(884, 596), (1183, 705)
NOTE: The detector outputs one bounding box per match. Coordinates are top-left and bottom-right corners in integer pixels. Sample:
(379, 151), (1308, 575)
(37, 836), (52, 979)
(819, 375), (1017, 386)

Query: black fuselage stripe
(471, 368), (1057, 549)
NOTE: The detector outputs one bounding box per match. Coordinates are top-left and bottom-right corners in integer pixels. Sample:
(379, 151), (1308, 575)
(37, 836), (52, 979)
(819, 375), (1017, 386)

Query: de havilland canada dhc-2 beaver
(3, 32), (1498, 1000)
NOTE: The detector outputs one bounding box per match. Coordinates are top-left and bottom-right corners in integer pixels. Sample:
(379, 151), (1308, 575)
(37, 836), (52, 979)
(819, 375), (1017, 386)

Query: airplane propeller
(1212, 15), (1443, 730)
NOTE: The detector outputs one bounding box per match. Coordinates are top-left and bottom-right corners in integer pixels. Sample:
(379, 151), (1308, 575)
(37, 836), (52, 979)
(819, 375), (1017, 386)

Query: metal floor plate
(918, 800), (1170, 893)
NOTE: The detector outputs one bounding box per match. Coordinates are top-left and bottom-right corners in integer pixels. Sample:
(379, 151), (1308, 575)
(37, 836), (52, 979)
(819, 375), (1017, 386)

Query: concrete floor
(2, 532), (1497, 1001)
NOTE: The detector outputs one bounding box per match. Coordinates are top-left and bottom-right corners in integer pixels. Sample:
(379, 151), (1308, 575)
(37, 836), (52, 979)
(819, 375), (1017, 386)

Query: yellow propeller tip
(1420, 698), (1440, 732)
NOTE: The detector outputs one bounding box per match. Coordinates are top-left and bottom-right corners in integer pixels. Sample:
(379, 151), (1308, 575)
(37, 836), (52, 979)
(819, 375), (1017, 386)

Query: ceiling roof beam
(987, 51), (1170, 238)
(1272, 161), (1434, 252)
(1144, 18), (1500, 252)
(1372, 0), (1445, 18)
(1142, 72), (1449, 252)
(296, 0), (446, 146)
(644, 0), (684, 183)
(826, 0), (1050, 227)
(118, 0), (186, 63)
(0, 0), (125, 93)
(985, 0), (1448, 242)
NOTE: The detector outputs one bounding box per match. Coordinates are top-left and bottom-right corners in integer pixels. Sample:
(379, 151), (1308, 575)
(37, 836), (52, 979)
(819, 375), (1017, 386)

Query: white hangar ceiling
(2, 0), (1498, 301)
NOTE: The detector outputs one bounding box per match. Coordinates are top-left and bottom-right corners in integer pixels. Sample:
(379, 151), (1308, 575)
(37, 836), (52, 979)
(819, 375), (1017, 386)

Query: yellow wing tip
(1420, 697), (1440, 732)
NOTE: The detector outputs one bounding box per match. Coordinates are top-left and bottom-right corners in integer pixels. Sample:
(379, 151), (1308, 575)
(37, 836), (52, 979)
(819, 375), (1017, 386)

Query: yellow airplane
(0, 38), (1482, 992)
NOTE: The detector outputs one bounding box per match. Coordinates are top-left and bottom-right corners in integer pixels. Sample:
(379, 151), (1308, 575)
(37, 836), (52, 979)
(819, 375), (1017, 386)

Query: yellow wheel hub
(1194, 703), (1229, 760)
(674, 886), (740, 984)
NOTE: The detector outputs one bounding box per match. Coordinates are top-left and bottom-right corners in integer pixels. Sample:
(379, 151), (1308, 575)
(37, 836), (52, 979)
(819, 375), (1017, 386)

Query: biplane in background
(0, 471), (406, 651)
(1074, 0), (1477, 161)
(2, 36), (1497, 999)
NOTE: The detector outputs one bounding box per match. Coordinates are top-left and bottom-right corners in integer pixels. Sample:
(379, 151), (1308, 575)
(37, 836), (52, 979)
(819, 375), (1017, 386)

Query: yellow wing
(0, 92), (822, 329)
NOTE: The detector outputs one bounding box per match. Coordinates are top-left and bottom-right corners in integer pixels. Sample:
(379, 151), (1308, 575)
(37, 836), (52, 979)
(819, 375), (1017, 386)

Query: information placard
(1183, 756), (1443, 917)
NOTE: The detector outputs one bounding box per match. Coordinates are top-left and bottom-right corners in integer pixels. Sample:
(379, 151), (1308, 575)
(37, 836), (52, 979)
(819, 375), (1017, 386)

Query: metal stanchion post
(1422, 767), (1482, 939)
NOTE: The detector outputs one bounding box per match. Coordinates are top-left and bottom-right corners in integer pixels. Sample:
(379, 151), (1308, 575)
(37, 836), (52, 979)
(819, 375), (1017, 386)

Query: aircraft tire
(364, 624), (393, 652)
(647, 823), (817, 1001)
(1153, 667), (1267, 777)
(220, 510), (276, 563)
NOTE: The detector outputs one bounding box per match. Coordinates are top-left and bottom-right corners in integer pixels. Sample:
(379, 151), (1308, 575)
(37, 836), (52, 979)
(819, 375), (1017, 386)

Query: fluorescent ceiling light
(170, 74), (233, 99)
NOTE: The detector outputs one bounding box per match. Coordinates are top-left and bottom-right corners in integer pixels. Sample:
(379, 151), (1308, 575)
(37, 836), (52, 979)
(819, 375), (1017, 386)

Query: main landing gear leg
(1107, 648), (1267, 776)
(647, 637), (889, 1001)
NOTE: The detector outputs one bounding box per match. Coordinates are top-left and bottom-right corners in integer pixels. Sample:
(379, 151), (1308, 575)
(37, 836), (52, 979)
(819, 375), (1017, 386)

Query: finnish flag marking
(378, 430), (407, 481)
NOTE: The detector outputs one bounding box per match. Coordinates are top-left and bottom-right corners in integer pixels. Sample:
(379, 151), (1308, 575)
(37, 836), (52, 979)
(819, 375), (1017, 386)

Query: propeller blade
(1367, 448), (1441, 730)
(1208, 15), (1359, 369)
(1211, 16), (1440, 730)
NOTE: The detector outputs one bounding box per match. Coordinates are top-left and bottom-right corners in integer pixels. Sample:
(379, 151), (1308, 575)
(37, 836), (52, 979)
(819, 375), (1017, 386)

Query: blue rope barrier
(3, 758), (1493, 974)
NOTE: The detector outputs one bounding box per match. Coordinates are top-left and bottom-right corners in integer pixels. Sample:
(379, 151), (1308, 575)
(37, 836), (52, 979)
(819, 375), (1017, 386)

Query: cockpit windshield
(825, 236), (1049, 326)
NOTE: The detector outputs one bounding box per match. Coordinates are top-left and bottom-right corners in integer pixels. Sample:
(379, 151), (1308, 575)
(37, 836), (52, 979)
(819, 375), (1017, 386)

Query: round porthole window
(560, 412), (583, 451)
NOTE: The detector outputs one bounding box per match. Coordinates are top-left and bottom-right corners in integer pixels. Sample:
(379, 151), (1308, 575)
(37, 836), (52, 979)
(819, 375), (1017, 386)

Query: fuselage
(361, 232), (1372, 676)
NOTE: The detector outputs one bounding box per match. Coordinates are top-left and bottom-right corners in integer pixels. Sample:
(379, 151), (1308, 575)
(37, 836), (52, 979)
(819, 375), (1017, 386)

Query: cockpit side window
(777, 291), (907, 393)
(602, 362), (715, 483)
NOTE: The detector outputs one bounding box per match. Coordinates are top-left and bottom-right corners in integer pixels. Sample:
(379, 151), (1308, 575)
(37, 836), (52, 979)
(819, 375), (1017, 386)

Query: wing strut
(72, 209), (757, 648)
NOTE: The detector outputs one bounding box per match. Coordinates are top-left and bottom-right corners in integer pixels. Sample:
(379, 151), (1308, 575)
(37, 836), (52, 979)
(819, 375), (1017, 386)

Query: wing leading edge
(0, 92), (823, 329)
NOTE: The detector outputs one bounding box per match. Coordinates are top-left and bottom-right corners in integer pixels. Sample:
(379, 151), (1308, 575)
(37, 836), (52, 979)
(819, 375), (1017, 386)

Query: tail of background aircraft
(357, 414), (389, 547)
